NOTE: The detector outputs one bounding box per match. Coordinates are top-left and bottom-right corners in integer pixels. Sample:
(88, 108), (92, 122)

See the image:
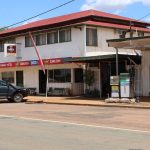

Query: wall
(0, 27), (85, 63)
(85, 27), (150, 57)
(142, 51), (150, 96)
(0, 63), (84, 95)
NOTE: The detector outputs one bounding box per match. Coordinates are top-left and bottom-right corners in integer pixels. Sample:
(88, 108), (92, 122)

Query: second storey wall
(0, 27), (85, 63)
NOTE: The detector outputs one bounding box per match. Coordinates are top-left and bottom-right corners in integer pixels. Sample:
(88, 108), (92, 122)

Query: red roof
(0, 9), (150, 36)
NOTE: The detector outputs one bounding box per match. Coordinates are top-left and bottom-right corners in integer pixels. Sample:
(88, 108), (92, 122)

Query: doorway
(16, 71), (24, 87)
(39, 70), (47, 93)
(101, 62), (111, 97)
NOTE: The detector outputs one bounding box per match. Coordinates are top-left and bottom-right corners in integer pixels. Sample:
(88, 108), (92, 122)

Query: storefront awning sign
(0, 58), (65, 68)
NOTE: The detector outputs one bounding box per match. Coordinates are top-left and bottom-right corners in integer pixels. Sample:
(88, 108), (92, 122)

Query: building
(0, 10), (150, 96)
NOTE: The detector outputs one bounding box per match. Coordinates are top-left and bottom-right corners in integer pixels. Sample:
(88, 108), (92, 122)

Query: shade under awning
(107, 36), (150, 51)
(66, 54), (141, 64)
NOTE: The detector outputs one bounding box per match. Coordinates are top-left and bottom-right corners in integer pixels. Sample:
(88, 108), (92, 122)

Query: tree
(84, 69), (95, 91)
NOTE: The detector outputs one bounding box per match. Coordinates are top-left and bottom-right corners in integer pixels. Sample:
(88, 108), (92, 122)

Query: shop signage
(4, 44), (17, 57)
(0, 58), (64, 68)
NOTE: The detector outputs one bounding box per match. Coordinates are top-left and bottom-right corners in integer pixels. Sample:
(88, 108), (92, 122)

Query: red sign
(7, 45), (16, 54)
(0, 58), (64, 68)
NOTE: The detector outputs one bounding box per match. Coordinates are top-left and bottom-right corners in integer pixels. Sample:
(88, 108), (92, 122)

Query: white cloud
(23, 17), (40, 25)
(81, 0), (150, 14)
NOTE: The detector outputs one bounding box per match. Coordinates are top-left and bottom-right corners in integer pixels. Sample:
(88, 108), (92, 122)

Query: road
(0, 103), (150, 150)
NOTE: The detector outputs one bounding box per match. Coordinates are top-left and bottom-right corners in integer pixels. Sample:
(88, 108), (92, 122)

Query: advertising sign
(120, 73), (130, 98)
(4, 44), (17, 57)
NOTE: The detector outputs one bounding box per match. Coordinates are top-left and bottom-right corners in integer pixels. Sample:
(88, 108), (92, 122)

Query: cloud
(22, 17), (40, 25)
(81, 0), (150, 14)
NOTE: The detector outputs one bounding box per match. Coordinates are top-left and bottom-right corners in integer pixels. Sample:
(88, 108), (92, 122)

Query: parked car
(0, 80), (29, 103)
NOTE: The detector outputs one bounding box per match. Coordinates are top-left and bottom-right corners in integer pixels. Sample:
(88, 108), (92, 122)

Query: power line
(137, 12), (150, 22)
(0, 0), (77, 30)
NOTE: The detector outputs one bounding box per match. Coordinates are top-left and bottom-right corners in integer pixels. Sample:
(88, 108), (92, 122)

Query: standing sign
(110, 76), (120, 98)
(120, 73), (130, 98)
(4, 44), (17, 57)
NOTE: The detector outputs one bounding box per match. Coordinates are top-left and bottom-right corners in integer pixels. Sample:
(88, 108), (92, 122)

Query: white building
(0, 10), (150, 96)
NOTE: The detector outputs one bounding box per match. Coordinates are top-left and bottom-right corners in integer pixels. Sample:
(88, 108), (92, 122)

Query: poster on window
(4, 44), (17, 57)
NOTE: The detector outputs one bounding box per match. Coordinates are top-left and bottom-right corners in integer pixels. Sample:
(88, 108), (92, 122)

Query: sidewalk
(26, 96), (150, 109)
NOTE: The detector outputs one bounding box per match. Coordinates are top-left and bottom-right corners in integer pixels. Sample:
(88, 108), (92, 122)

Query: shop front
(0, 58), (84, 96)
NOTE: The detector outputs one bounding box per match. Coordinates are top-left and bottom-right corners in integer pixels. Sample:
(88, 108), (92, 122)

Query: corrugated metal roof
(0, 9), (150, 37)
(84, 21), (150, 32)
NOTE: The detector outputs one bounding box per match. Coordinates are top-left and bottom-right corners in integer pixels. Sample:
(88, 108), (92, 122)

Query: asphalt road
(0, 103), (150, 150)
(0, 116), (149, 150)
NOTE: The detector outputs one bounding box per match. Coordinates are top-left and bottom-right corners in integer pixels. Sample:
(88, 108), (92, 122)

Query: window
(47, 31), (58, 44)
(6, 38), (16, 44)
(25, 36), (33, 47)
(48, 69), (71, 83)
(74, 69), (83, 83)
(86, 28), (98, 46)
(59, 29), (71, 43)
(48, 70), (54, 82)
(138, 32), (144, 37)
(35, 33), (46, 46)
(2, 72), (14, 83)
(0, 80), (7, 86)
(0, 42), (4, 52)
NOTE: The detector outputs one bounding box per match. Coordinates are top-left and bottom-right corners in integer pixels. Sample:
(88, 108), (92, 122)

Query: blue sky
(1, 0), (150, 28)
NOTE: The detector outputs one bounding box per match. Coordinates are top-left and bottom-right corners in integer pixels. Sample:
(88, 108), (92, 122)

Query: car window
(0, 81), (7, 86)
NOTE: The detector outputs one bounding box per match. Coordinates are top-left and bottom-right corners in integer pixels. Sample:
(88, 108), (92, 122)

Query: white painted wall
(142, 51), (150, 96)
(86, 27), (150, 57)
(0, 63), (84, 94)
(0, 27), (85, 63)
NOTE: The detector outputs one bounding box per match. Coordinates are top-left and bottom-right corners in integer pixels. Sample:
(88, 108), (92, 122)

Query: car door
(0, 80), (9, 98)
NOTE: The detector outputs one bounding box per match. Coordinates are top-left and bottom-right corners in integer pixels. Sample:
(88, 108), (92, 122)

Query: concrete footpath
(26, 96), (150, 109)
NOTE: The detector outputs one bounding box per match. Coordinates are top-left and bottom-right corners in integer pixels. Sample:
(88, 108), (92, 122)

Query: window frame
(47, 30), (58, 44)
(0, 42), (4, 52)
(86, 28), (98, 46)
(1, 71), (15, 83)
(59, 28), (71, 43)
(25, 36), (33, 47)
(35, 32), (47, 46)
(48, 69), (71, 83)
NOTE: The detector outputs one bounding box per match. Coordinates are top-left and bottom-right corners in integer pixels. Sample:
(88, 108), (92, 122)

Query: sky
(1, 0), (150, 28)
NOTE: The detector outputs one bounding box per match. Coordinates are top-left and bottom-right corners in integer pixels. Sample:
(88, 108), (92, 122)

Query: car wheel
(13, 93), (23, 103)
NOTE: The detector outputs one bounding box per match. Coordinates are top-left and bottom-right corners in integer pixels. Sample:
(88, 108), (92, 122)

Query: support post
(46, 70), (48, 97)
(115, 48), (119, 76)
(99, 61), (101, 98)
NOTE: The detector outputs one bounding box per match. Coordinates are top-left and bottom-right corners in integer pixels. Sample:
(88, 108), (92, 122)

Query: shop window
(74, 69), (83, 83)
(48, 70), (54, 82)
(86, 28), (98, 46)
(2, 72), (14, 83)
(47, 31), (58, 44)
(35, 33), (46, 46)
(48, 69), (71, 83)
(59, 28), (71, 43)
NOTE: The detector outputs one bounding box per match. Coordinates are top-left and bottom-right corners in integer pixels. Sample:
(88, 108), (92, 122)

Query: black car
(0, 80), (29, 103)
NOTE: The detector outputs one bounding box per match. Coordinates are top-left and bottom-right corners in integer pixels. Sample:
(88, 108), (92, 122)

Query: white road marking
(0, 114), (150, 134)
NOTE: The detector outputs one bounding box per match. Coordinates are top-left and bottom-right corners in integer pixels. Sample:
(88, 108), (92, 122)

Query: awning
(66, 54), (141, 64)
(107, 36), (150, 51)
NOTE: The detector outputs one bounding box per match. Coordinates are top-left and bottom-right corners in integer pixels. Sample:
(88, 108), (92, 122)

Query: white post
(46, 69), (48, 97)
(99, 61), (101, 98)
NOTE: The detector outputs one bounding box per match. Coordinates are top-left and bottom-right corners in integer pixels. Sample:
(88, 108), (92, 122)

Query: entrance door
(101, 63), (111, 97)
(16, 71), (24, 87)
(39, 70), (47, 93)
